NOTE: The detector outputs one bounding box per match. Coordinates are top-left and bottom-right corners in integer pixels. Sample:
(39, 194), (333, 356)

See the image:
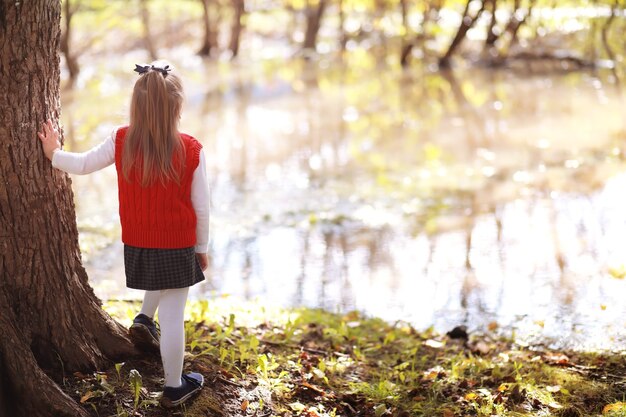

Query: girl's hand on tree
(37, 119), (61, 161)
(196, 253), (209, 271)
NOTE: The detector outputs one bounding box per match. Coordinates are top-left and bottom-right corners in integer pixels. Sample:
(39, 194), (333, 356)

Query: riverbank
(63, 298), (626, 417)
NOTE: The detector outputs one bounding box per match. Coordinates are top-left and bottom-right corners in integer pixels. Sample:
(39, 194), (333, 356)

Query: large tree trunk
(303, 0), (327, 51)
(0, 2), (135, 416)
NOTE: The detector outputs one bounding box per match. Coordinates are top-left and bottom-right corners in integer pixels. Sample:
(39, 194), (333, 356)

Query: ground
(58, 298), (626, 417)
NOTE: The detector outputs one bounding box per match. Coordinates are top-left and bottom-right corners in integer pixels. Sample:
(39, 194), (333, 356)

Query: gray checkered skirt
(124, 245), (205, 291)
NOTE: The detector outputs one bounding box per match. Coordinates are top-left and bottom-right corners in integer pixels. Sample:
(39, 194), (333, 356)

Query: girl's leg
(140, 290), (161, 318)
(130, 290), (161, 352)
(158, 287), (189, 388)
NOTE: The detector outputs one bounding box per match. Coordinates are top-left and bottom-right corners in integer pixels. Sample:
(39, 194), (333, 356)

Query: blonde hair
(123, 62), (185, 186)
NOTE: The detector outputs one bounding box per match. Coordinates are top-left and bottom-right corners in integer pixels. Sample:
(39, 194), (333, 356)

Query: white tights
(140, 287), (189, 388)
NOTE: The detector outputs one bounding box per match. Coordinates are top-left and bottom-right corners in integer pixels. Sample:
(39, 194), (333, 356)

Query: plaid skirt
(124, 245), (205, 291)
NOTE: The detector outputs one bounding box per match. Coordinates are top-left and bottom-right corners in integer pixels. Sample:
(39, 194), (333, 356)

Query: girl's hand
(37, 119), (61, 161)
(196, 253), (209, 271)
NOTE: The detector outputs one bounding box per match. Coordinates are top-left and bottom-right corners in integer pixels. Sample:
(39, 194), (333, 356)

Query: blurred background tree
(58, 0), (626, 353)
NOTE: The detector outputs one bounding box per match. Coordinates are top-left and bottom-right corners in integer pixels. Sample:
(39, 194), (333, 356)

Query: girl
(38, 62), (208, 408)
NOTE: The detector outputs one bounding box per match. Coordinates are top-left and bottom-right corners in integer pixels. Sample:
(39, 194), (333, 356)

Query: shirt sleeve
(192, 149), (210, 253)
(51, 129), (117, 175)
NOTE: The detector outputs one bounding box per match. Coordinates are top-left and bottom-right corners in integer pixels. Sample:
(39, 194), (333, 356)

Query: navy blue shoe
(161, 373), (204, 408)
(129, 314), (160, 353)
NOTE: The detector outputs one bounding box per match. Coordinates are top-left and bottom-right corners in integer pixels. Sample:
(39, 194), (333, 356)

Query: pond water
(62, 51), (626, 351)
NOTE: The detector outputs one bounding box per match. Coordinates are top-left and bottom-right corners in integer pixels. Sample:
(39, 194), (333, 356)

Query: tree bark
(439, 0), (486, 68)
(303, 0), (328, 51)
(229, 0), (245, 58)
(198, 0), (218, 56)
(0, 2), (135, 416)
(60, 0), (79, 85)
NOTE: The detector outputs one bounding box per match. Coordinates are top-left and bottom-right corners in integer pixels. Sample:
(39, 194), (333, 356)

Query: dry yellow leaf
(80, 391), (96, 403)
(464, 392), (478, 401)
(603, 402), (626, 414)
(608, 266), (626, 279)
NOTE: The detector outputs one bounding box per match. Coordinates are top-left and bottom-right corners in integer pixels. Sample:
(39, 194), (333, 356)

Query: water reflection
(62, 54), (626, 351)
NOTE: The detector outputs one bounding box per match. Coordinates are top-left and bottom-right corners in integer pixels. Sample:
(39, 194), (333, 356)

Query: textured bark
(0, 2), (135, 416)
(303, 0), (327, 51)
(439, 0), (486, 68)
(229, 0), (245, 58)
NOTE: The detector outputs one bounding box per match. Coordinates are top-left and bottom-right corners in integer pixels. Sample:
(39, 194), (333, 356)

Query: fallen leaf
(374, 404), (388, 417)
(422, 366), (446, 380)
(424, 339), (444, 349)
(301, 381), (326, 396)
(477, 388), (491, 397)
(442, 409), (454, 417)
(601, 304), (607, 311)
(543, 353), (571, 366)
(534, 320), (545, 328)
(608, 266), (626, 279)
(80, 391), (97, 403)
(604, 402), (626, 414)
(470, 341), (491, 355)
(241, 400), (249, 411)
(488, 321), (498, 331)
(464, 392), (478, 401)
(289, 402), (306, 412)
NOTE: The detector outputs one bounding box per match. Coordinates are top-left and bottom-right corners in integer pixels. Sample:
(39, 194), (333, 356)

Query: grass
(65, 297), (626, 416)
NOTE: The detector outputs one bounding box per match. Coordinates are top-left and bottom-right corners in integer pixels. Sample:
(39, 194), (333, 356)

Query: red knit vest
(114, 126), (202, 248)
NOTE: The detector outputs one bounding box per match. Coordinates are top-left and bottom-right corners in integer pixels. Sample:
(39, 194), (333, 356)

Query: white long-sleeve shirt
(52, 129), (210, 253)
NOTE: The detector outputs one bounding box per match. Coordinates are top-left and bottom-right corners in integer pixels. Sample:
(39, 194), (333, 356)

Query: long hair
(122, 62), (185, 186)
